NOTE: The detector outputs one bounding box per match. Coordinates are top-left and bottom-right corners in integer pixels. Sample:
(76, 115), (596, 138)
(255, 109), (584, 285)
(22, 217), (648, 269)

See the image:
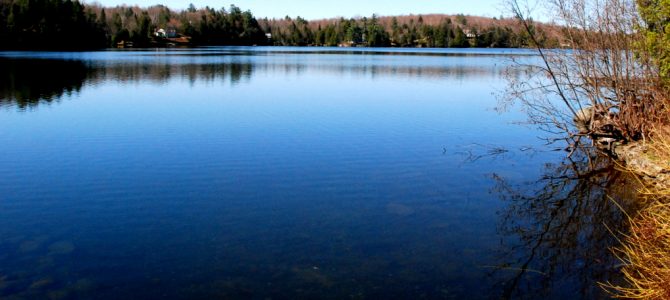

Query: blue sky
(86, 0), (508, 20)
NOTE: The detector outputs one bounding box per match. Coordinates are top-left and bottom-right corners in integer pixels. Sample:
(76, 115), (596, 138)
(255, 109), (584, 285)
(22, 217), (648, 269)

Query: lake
(0, 47), (638, 299)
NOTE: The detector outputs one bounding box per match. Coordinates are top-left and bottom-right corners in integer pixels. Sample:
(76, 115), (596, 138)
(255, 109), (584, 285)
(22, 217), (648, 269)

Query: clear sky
(85, 0), (508, 20)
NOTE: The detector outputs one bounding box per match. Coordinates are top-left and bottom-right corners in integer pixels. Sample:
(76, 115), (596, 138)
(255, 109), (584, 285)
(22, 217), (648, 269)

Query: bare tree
(503, 0), (665, 155)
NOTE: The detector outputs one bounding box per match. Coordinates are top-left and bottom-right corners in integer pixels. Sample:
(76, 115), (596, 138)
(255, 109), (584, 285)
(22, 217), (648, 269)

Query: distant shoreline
(0, 1), (560, 51)
(0, 45), (544, 52)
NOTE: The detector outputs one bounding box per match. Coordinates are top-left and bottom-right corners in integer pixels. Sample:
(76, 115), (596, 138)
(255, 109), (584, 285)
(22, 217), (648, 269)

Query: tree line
(0, 0), (559, 49)
(260, 14), (558, 48)
(0, 0), (107, 49)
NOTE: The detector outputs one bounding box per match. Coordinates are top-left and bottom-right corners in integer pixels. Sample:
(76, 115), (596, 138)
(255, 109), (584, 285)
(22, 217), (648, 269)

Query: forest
(260, 14), (559, 48)
(0, 0), (560, 49)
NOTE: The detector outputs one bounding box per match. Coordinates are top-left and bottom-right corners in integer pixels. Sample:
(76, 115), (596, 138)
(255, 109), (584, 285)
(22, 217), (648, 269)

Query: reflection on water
(0, 59), (91, 109)
(0, 48), (523, 110)
(490, 150), (639, 299)
(0, 47), (635, 299)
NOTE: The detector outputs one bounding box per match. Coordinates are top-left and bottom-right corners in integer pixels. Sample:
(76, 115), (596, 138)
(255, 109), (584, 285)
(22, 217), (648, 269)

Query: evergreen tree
(0, 1), (546, 50)
(636, 0), (670, 81)
(450, 27), (468, 48)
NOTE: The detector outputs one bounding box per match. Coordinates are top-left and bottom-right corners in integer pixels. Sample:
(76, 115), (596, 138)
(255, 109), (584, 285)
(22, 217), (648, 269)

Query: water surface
(0, 47), (635, 299)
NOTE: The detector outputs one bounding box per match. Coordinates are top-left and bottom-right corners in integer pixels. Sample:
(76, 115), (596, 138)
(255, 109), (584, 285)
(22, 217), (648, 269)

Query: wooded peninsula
(0, 0), (559, 49)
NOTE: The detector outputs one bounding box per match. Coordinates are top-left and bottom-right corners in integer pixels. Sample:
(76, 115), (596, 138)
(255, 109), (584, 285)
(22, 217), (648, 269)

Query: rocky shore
(613, 143), (670, 184)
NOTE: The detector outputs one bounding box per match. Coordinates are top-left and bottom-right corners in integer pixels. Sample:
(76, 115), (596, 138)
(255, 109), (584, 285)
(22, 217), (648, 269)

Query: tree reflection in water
(489, 150), (641, 299)
(0, 58), (256, 110)
(0, 58), (91, 109)
(0, 50), (516, 111)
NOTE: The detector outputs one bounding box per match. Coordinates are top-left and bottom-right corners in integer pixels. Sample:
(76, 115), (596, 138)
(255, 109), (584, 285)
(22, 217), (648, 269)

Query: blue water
(0, 47), (633, 299)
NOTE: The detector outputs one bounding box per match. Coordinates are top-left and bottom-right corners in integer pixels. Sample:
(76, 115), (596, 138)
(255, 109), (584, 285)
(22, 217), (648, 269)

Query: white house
(154, 28), (166, 38)
(463, 29), (477, 39)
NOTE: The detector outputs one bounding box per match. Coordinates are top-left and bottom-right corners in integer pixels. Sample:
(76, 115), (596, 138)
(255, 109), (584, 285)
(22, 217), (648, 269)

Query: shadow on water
(487, 149), (641, 299)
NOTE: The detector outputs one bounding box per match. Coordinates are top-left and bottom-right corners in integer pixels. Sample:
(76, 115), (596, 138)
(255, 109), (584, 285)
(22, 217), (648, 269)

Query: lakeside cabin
(154, 28), (178, 38)
(116, 40), (133, 48)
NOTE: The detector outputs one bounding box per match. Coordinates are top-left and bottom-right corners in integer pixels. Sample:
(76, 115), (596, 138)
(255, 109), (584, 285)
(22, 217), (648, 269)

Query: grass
(602, 127), (670, 299)
(602, 202), (670, 299)
(640, 127), (670, 195)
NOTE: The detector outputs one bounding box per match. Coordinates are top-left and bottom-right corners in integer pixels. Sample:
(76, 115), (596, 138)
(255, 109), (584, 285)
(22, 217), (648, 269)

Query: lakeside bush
(504, 0), (670, 296)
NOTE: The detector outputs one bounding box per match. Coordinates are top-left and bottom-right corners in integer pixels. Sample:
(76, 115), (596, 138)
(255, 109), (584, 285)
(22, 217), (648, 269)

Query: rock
(48, 241), (75, 255)
(386, 203), (415, 216)
(19, 241), (42, 253)
(291, 266), (333, 288)
(71, 278), (94, 292)
(29, 277), (54, 290)
(574, 107), (593, 134)
(18, 236), (48, 253)
(0, 275), (8, 290)
(47, 289), (70, 300)
(614, 143), (670, 180)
